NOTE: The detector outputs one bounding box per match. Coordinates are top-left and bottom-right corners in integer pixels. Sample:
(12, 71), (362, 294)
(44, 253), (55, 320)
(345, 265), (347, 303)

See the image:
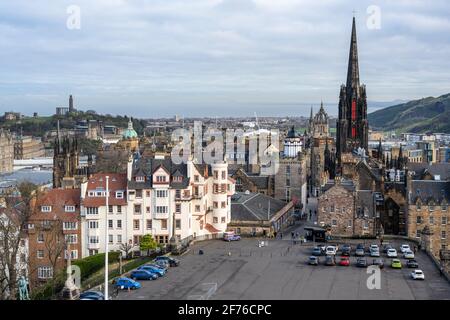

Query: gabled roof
(409, 180), (450, 205)
(231, 192), (289, 222)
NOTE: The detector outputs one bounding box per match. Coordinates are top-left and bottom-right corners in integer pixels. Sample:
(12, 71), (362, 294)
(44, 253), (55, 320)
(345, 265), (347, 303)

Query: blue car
(114, 277), (141, 290)
(79, 290), (105, 300)
(138, 265), (165, 277)
(130, 270), (158, 280)
(145, 263), (168, 272)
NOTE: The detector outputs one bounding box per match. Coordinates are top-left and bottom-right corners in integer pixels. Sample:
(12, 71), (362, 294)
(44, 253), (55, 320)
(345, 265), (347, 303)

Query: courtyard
(114, 238), (450, 300)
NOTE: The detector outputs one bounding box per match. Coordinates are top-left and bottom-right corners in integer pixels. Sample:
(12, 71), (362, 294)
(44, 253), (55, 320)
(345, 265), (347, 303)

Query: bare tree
(119, 242), (136, 259)
(0, 182), (37, 300)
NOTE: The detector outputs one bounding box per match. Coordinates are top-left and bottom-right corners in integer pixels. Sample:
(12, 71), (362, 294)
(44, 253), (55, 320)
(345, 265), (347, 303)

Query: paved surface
(115, 238), (450, 300)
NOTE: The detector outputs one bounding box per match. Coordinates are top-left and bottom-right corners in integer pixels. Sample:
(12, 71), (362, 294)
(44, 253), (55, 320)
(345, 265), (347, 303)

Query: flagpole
(104, 175), (109, 300)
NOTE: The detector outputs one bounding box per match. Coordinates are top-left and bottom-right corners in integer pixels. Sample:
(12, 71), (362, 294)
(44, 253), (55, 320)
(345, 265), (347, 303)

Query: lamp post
(104, 176), (109, 300)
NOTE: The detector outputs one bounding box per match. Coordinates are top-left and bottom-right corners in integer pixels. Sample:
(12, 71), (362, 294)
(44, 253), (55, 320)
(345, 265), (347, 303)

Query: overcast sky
(0, 0), (449, 118)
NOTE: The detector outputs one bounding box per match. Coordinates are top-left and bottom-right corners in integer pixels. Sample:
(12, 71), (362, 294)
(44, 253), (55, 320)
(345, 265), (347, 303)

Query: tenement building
(0, 129), (14, 174)
(13, 135), (45, 159)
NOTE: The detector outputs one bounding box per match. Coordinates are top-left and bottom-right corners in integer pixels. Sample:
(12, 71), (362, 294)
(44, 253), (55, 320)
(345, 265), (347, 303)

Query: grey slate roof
(407, 163), (450, 180)
(409, 180), (450, 204)
(322, 179), (355, 192)
(231, 192), (288, 222)
(246, 174), (270, 189)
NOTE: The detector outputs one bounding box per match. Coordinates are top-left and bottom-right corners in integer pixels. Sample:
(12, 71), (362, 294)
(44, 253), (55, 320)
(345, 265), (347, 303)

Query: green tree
(139, 234), (158, 256)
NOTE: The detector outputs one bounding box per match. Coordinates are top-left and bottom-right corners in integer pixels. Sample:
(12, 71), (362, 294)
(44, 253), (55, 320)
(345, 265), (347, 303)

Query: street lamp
(104, 175), (109, 300)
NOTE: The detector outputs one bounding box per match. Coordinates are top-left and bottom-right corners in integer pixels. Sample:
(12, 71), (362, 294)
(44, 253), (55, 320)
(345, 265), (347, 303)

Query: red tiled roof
(82, 173), (127, 207)
(33, 189), (81, 220)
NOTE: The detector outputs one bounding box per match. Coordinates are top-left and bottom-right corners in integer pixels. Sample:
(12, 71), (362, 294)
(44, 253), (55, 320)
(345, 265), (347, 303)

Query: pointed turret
(346, 16), (360, 94)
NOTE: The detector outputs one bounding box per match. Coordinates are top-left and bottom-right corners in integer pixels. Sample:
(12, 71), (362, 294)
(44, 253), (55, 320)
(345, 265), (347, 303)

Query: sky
(0, 0), (449, 118)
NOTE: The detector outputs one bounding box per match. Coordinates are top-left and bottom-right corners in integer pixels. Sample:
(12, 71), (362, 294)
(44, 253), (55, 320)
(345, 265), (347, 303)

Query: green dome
(123, 119), (138, 139)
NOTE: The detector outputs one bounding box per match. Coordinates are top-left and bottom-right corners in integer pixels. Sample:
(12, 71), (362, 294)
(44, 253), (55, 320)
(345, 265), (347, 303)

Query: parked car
(369, 244), (379, 251)
(308, 256), (319, 265)
(155, 256), (180, 267)
(149, 261), (169, 271)
(224, 233), (241, 241)
(382, 243), (392, 253)
(403, 250), (415, 259)
(355, 248), (365, 257)
(325, 255), (336, 266)
(130, 270), (158, 281)
(341, 244), (351, 256)
(312, 247), (322, 256)
(387, 248), (398, 258)
(356, 258), (367, 267)
(372, 258), (384, 269)
(370, 248), (380, 257)
(339, 257), (350, 266)
(138, 265), (165, 277)
(407, 259), (419, 268)
(391, 259), (402, 269)
(114, 277), (141, 290)
(411, 269), (425, 280)
(400, 244), (411, 254)
(79, 290), (105, 300)
(326, 246), (337, 256)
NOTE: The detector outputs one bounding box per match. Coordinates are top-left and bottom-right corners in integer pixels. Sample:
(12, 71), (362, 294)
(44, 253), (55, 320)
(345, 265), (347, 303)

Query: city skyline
(0, 0), (449, 117)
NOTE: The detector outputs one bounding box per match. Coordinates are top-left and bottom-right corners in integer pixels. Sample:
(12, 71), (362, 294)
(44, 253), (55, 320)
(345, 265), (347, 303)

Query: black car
(341, 244), (351, 256)
(407, 259), (419, 268)
(372, 258), (384, 269)
(155, 256), (180, 267)
(79, 290), (105, 300)
(356, 258), (367, 268)
(383, 244), (393, 253)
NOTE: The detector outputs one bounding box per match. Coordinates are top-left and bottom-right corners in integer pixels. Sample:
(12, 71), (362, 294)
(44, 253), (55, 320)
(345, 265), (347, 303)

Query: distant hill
(368, 93), (450, 133)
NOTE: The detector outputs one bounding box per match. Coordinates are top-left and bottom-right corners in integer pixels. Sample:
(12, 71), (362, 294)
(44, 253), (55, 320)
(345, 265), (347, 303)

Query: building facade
(0, 129), (14, 174)
(13, 136), (45, 160)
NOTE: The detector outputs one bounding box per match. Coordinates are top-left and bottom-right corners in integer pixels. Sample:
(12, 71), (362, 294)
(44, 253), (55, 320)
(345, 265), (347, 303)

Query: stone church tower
(336, 17), (369, 171)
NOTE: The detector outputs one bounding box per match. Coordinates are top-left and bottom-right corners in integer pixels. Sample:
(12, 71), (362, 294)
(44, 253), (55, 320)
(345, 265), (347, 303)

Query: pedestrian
(291, 231), (295, 239)
(274, 231), (277, 239)
(280, 232), (283, 240)
(414, 246), (417, 254)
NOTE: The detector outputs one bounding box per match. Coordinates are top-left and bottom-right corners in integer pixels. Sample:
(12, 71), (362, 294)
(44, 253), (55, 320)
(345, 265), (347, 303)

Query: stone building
(13, 135), (45, 159)
(0, 129), (14, 174)
(115, 119), (139, 153)
(28, 188), (81, 288)
(231, 167), (273, 196)
(229, 192), (294, 236)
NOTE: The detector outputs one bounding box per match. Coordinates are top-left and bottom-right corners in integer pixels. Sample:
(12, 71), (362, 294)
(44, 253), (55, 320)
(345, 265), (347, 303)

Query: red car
(339, 257), (350, 266)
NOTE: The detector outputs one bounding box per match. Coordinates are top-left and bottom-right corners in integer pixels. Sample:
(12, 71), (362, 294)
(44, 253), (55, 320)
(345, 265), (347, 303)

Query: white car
(400, 244), (411, 254)
(370, 249), (380, 257)
(387, 248), (398, 258)
(370, 244), (379, 251)
(411, 269), (425, 280)
(404, 250), (415, 259)
(325, 246), (337, 255)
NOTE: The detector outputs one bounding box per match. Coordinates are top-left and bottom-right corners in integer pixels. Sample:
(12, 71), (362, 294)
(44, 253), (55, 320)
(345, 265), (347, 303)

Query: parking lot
(115, 238), (450, 300)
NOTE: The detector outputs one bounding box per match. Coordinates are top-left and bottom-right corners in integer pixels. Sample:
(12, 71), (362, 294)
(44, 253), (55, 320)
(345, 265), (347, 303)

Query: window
(27, 223), (34, 230)
(176, 204), (181, 213)
(213, 217), (218, 223)
(133, 220), (140, 230)
(37, 234), (44, 243)
(134, 204), (142, 214)
(221, 217), (226, 223)
(38, 266), (53, 279)
(161, 219), (167, 230)
(117, 220), (122, 229)
(156, 206), (168, 214)
(331, 219), (337, 226)
(363, 221), (369, 229)
(286, 178), (290, 187)
(430, 216), (434, 225)
(136, 176), (145, 182)
(146, 219), (152, 230)
(89, 236), (99, 244)
(194, 175), (200, 182)
(146, 206), (151, 213)
(63, 222), (77, 230)
(416, 230), (421, 238)
(37, 250), (44, 259)
(442, 205), (448, 211)
(109, 234), (113, 244)
(348, 219), (352, 228)
(65, 234), (78, 244)
(442, 231), (447, 239)
(41, 206), (51, 212)
(442, 217), (448, 225)
(117, 235), (122, 243)
(117, 205), (122, 213)
(175, 190), (181, 199)
(429, 205), (435, 211)
(65, 205), (75, 212)
(285, 166), (291, 175)
(195, 205), (201, 212)
(136, 189), (142, 198)
(109, 205), (113, 213)
(213, 202), (218, 209)
(175, 219), (181, 229)
(89, 221), (99, 229)
(156, 190), (168, 197)
(330, 205), (335, 213)
(146, 190), (151, 197)
(108, 220), (113, 229)
(222, 171), (226, 179)
(156, 176), (166, 183)
(221, 201), (226, 208)
(116, 191), (124, 199)
(214, 170), (218, 179)
(416, 216), (422, 224)
(65, 250), (78, 260)
(416, 203), (421, 210)
(86, 207), (98, 215)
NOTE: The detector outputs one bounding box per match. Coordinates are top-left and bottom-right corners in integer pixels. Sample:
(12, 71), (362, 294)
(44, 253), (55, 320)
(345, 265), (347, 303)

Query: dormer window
(173, 176), (182, 183)
(156, 176), (166, 183)
(65, 205), (75, 212)
(41, 206), (52, 213)
(136, 176), (145, 182)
